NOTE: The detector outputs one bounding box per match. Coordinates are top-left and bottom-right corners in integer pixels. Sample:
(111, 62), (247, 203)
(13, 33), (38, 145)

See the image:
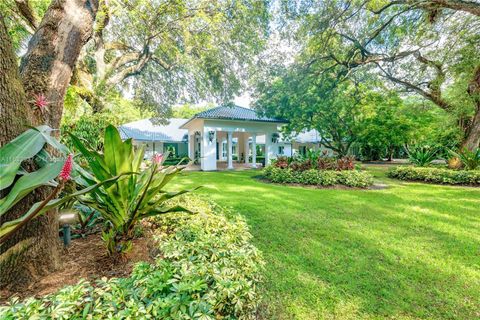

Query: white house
(119, 105), (329, 171)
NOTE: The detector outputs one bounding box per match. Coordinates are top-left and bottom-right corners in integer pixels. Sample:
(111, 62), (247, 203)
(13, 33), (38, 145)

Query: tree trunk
(0, 0), (98, 290)
(463, 66), (480, 150)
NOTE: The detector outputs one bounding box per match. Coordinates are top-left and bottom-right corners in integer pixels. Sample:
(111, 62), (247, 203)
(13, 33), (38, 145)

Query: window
(299, 145), (307, 156)
(278, 146), (285, 155)
(222, 141), (227, 158)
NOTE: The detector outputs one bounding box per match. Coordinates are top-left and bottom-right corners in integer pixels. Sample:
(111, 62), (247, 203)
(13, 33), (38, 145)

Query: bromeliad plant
(0, 126), (118, 245)
(406, 146), (438, 167)
(449, 148), (480, 170)
(70, 125), (193, 256)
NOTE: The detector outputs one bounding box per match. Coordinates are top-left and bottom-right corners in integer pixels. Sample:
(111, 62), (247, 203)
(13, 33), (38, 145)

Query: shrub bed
(263, 166), (374, 188)
(388, 166), (480, 185)
(0, 195), (264, 319)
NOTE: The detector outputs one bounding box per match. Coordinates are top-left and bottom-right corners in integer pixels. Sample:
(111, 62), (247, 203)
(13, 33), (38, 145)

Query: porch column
(265, 132), (278, 165)
(201, 128), (217, 171)
(227, 131), (233, 169)
(252, 133), (257, 168)
(244, 134), (250, 164)
(187, 134), (193, 159)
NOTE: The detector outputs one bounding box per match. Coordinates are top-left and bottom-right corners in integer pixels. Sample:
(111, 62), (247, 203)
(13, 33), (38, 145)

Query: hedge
(263, 166), (374, 188)
(388, 166), (480, 185)
(0, 195), (264, 319)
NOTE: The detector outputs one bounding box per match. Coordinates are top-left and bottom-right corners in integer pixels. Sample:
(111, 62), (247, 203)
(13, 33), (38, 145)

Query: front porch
(180, 106), (287, 171)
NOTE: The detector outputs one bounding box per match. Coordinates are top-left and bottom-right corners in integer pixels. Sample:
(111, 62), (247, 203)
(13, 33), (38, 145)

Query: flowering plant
(70, 125), (196, 256)
(0, 127), (119, 244)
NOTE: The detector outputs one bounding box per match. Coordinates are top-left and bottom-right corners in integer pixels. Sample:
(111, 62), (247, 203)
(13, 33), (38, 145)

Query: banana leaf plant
(0, 126), (125, 244)
(69, 125), (194, 256)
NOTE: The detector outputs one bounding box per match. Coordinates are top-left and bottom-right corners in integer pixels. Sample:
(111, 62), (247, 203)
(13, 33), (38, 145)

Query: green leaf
(0, 173), (134, 241)
(0, 160), (65, 216)
(0, 126), (52, 190)
(140, 205), (192, 219)
(68, 132), (110, 180)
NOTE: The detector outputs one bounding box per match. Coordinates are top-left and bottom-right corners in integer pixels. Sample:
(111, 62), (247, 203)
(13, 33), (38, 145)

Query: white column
(187, 133), (193, 159)
(227, 131), (233, 169)
(252, 133), (257, 168)
(265, 132), (278, 165)
(244, 134), (250, 164)
(201, 129), (217, 171)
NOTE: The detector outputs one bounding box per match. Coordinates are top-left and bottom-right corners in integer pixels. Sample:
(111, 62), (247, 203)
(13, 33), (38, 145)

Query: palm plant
(70, 125), (193, 256)
(449, 148), (480, 170)
(406, 146), (438, 167)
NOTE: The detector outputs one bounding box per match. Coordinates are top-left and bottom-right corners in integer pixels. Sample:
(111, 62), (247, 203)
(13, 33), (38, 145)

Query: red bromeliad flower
(59, 154), (73, 181)
(32, 93), (49, 113)
(152, 153), (164, 165)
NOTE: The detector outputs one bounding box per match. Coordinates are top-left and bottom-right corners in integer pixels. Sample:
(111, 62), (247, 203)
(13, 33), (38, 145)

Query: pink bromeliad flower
(59, 154), (73, 181)
(32, 93), (49, 113)
(152, 153), (164, 165)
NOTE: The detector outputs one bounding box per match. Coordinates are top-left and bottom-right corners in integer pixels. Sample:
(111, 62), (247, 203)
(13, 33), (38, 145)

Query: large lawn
(170, 165), (480, 319)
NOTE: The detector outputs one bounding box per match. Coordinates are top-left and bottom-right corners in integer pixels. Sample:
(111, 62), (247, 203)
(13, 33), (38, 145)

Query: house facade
(119, 105), (329, 171)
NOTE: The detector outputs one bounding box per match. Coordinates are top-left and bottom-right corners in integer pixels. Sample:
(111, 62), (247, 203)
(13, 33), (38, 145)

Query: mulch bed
(0, 233), (156, 304)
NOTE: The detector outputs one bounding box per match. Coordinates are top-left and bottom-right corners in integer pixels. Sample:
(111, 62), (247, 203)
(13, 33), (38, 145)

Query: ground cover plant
(170, 167), (480, 319)
(263, 154), (373, 188)
(0, 195), (264, 319)
(388, 166), (480, 186)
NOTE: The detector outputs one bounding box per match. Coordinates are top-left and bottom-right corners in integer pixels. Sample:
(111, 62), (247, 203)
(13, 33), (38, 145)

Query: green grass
(169, 165), (480, 319)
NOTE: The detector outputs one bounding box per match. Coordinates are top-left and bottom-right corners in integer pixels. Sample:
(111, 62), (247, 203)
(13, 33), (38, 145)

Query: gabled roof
(119, 118), (188, 142)
(180, 105), (288, 128)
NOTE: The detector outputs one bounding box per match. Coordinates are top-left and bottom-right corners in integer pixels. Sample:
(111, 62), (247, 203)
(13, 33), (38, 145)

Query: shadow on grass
(171, 169), (480, 319)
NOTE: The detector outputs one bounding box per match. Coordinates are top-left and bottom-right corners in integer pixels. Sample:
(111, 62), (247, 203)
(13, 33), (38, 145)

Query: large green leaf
(0, 126), (51, 190)
(68, 133), (110, 181)
(0, 173), (134, 242)
(0, 160), (65, 216)
(139, 205), (192, 219)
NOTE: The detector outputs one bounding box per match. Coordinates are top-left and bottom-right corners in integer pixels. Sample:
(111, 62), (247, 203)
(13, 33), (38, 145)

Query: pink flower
(32, 93), (49, 113)
(152, 153), (164, 165)
(59, 154), (73, 181)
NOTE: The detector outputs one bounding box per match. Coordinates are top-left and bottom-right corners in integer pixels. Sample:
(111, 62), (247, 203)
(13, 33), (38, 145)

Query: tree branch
(14, 0), (38, 31)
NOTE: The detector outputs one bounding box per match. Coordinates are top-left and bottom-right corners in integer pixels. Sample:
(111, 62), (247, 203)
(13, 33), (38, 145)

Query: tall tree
(5, 0), (269, 115)
(278, 0), (480, 149)
(255, 67), (367, 156)
(0, 0), (98, 288)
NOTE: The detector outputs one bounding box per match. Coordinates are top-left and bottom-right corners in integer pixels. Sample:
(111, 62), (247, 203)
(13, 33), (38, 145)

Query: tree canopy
(254, 0), (480, 150)
(3, 0), (270, 117)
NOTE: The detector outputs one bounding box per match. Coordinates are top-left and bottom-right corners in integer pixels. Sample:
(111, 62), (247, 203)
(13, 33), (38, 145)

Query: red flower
(152, 153), (164, 165)
(59, 154), (73, 181)
(31, 93), (50, 113)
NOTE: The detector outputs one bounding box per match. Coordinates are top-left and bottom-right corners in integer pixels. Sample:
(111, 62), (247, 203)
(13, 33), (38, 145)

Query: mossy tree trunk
(0, 0), (98, 289)
(463, 66), (480, 150)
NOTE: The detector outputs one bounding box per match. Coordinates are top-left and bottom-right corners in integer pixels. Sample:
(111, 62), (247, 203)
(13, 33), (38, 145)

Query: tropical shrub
(407, 146), (438, 167)
(0, 195), (264, 319)
(336, 155), (355, 171)
(273, 155), (356, 172)
(388, 166), (480, 185)
(449, 148), (480, 170)
(0, 126), (114, 244)
(69, 125), (194, 256)
(317, 156), (337, 170)
(263, 166), (373, 188)
(447, 156), (463, 170)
